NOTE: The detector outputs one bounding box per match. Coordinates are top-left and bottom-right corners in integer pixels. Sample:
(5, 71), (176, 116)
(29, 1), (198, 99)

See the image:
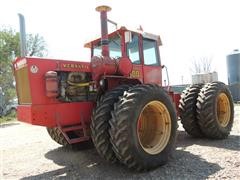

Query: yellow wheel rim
(217, 93), (231, 127)
(137, 101), (171, 155)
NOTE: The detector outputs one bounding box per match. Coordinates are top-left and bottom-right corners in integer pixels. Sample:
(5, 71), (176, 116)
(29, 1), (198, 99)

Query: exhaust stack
(96, 5), (111, 57)
(18, 13), (27, 57)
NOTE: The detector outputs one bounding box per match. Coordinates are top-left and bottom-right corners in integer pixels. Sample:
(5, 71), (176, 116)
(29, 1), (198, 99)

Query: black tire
(109, 84), (177, 171)
(47, 127), (69, 146)
(179, 84), (203, 137)
(91, 85), (131, 163)
(46, 127), (93, 150)
(196, 82), (234, 139)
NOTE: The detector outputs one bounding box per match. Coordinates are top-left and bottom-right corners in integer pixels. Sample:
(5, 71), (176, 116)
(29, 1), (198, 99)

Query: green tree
(0, 27), (47, 103)
(27, 34), (47, 57)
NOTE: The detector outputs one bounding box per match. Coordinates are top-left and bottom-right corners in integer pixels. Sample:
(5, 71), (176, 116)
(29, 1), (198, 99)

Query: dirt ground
(1, 105), (239, 180)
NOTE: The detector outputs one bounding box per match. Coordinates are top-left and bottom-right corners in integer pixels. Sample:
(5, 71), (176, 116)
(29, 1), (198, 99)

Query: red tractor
(13, 6), (234, 171)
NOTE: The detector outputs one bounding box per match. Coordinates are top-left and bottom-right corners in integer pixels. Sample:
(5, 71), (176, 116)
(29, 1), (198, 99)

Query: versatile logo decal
(62, 63), (89, 69)
(30, 65), (39, 73)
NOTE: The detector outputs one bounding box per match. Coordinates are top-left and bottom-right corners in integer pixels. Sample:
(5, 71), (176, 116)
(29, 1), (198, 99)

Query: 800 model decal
(130, 70), (140, 78)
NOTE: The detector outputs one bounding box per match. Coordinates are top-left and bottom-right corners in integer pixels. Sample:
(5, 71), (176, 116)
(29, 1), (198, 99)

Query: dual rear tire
(179, 81), (234, 139)
(47, 127), (69, 146)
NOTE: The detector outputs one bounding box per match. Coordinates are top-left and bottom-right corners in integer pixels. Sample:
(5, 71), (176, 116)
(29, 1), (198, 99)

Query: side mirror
(124, 31), (132, 43)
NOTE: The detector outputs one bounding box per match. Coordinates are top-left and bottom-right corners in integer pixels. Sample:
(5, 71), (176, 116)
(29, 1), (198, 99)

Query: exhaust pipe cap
(96, 5), (111, 12)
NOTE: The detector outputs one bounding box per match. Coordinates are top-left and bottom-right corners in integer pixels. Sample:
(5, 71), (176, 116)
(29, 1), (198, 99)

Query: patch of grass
(0, 115), (16, 124)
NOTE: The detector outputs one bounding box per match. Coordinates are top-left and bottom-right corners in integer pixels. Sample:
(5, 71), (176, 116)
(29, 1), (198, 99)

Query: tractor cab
(84, 27), (163, 85)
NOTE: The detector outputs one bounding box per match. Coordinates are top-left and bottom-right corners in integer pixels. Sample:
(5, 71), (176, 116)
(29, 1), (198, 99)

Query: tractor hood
(13, 57), (91, 105)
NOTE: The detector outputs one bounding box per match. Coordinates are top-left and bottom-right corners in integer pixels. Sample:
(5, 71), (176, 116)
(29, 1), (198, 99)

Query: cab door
(142, 38), (162, 85)
(126, 33), (144, 82)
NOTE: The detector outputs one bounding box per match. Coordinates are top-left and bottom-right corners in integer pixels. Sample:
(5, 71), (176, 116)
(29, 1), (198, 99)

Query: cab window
(93, 35), (121, 57)
(126, 34), (140, 64)
(143, 38), (159, 66)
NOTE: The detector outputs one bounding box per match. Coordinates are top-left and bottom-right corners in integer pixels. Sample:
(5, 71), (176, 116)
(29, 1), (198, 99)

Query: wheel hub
(137, 101), (171, 155)
(217, 93), (231, 127)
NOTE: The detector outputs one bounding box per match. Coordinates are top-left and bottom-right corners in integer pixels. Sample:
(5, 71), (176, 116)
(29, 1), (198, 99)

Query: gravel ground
(0, 104), (239, 180)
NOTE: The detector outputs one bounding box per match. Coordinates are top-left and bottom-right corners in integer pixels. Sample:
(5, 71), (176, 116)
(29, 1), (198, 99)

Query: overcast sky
(1, 0), (240, 84)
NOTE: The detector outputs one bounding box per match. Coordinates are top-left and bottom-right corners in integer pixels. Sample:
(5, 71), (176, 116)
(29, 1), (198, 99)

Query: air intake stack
(96, 5), (111, 57)
(91, 6), (132, 82)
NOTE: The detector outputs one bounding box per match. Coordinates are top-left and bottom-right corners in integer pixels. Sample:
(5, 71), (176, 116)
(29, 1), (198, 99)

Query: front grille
(15, 66), (32, 104)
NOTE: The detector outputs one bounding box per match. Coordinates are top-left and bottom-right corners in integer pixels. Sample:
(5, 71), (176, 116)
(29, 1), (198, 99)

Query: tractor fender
(100, 75), (141, 92)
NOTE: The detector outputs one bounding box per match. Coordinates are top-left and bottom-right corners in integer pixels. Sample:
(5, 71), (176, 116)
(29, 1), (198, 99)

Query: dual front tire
(179, 81), (234, 139)
(91, 84), (177, 171)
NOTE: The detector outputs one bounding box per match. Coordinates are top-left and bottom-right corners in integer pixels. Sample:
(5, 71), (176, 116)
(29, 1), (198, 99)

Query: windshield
(93, 35), (121, 58)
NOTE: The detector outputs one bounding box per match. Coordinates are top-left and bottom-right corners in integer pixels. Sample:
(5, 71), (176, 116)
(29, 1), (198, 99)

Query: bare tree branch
(190, 56), (213, 74)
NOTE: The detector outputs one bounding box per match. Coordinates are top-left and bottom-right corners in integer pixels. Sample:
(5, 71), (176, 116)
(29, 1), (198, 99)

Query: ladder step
(62, 125), (83, 132)
(67, 136), (90, 144)
(57, 122), (90, 144)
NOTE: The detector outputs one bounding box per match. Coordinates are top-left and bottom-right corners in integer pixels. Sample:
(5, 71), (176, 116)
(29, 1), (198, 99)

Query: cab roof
(84, 26), (162, 48)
